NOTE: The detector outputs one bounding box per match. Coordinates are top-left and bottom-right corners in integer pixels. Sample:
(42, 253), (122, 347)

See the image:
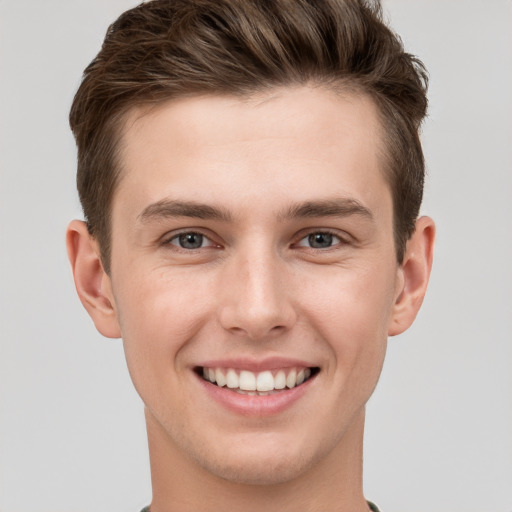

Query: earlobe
(66, 220), (121, 339)
(388, 216), (435, 336)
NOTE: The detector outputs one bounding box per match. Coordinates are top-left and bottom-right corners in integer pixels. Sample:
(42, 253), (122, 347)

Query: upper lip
(196, 356), (318, 372)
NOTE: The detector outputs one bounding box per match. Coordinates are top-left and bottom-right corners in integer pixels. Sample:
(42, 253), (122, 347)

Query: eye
(168, 232), (214, 250)
(297, 232), (342, 249)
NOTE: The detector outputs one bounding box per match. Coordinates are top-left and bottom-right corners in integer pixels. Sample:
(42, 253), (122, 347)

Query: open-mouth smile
(196, 366), (320, 396)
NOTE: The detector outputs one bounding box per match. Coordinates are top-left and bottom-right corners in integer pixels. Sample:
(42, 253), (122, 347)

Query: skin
(67, 86), (435, 512)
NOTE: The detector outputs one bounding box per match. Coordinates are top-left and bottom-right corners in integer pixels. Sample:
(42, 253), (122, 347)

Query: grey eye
(297, 232), (341, 249)
(173, 232), (205, 249)
(308, 233), (334, 248)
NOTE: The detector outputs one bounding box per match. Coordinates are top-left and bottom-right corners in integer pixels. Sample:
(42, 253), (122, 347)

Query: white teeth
(215, 368), (226, 387)
(239, 370), (257, 391)
(256, 371), (274, 392)
(202, 366), (315, 392)
(286, 368), (297, 388)
(226, 369), (238, 389)
(274, 370), (286, 389)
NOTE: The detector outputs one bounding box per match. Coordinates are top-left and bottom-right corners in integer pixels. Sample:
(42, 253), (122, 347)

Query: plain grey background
(0, 1), (511, 511)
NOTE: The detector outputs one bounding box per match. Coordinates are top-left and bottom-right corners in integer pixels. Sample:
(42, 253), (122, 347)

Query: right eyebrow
(137, 199), (233, 223)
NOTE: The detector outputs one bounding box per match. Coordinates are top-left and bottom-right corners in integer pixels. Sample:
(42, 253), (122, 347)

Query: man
(66, 1), (435, 511)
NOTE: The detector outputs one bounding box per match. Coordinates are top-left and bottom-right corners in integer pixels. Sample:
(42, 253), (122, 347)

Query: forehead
(114, 86), (390, 221)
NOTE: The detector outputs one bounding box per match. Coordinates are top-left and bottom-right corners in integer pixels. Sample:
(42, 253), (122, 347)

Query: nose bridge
(218, 240), (296, 339)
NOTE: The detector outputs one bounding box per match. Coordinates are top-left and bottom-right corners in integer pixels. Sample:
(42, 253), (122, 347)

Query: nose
(218, 246), (297, 341)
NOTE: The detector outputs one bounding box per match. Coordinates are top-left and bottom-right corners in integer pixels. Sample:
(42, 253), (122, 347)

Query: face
(105, 87), (403, 484)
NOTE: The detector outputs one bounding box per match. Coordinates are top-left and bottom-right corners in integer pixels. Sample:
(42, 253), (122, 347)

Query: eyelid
(158, 227), (353, 251)
(161, 229), (221, 250)
(170, 233), (214, 249)
(293, 229), (351, 249)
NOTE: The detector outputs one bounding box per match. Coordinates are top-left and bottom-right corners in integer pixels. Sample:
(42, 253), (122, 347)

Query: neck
(146, 408), (369, 512)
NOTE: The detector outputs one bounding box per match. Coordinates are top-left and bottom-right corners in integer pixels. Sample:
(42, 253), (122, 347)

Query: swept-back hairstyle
(70, 0), (428, 273)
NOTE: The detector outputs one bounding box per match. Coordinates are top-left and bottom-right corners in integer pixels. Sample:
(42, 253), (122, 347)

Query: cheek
(112, 267), (215, 388)
(302, 261), (397, 337)
(300, 262), (396, 383)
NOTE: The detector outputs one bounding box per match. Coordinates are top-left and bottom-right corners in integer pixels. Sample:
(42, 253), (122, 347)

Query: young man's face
(83, 87), (422, 484)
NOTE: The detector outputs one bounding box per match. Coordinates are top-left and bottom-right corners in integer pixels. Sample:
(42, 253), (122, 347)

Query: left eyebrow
(279, 198), (374, 221)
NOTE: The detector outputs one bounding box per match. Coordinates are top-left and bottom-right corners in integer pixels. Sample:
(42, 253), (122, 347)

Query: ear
(388, 216), (435, 336)
(66, 220), (121, 338)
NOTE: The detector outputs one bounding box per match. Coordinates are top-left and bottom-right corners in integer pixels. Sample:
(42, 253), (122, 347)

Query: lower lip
(195, 373), (316, 417)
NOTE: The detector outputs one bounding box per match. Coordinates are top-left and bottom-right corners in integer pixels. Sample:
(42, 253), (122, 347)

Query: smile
(199, 366), (319, 395)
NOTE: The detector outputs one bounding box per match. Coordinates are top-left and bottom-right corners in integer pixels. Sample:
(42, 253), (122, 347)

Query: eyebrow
(280, 198), (374, 221)
(137, 197), (373, 224)
(138, 199), (233, 223)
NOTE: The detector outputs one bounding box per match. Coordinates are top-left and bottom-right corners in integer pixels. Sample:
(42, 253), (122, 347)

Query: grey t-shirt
(141, 501), (381, 511)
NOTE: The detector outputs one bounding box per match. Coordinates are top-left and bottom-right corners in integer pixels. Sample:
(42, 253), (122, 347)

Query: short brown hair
(70, 0), (428, 273)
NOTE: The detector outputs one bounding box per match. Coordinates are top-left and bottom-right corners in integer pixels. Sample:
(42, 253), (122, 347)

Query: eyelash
(294, 230), (346, 250)
(163, 229), (348, 252)
(165, 231), (217, 251)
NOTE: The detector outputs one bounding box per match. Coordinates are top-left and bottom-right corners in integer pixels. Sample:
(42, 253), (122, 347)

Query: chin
(187, 435), (324, 486)
(200, 454), (311, 486)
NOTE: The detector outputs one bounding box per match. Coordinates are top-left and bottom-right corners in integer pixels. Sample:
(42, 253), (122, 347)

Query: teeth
(215, 368), (227, 387)
(256, 371), (274, 392)
(226, 369), (238, 389)
(274, 370), (286, 389)
(201, 366), (315, 392)
(239, 370), (256, 391)
(286, 368), (297, 389)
